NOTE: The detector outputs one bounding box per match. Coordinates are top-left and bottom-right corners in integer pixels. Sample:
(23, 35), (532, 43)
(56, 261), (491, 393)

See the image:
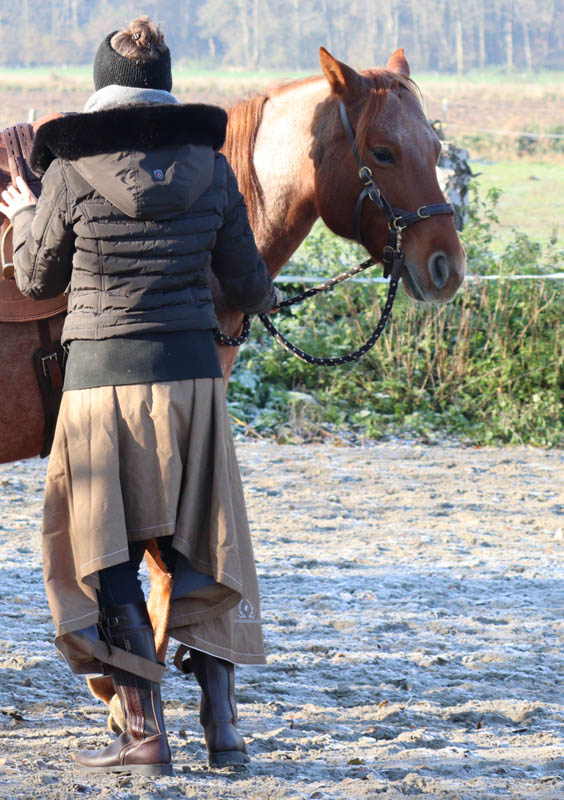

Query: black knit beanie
(93, 32), (172, 92)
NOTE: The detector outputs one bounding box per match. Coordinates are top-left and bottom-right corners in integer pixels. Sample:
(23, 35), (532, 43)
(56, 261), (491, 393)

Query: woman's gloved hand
(269, 286), (283, 314)
(0, 176), (37, 221)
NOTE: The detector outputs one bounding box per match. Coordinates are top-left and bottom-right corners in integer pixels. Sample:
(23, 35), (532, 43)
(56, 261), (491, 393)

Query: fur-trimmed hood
(30, 103), (227, 175)
(30, 104), (228, 221)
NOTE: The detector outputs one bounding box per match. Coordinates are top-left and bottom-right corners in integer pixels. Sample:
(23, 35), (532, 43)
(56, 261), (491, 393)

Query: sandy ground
(0, 440), (562, 800)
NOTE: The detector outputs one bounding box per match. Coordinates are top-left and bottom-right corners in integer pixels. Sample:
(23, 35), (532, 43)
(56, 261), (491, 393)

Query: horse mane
(223, 94), (268, 229)
(222, 70), (420, 229)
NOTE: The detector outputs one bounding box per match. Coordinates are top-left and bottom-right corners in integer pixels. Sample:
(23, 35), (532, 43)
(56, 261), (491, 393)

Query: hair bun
(110, 15), (166, 62)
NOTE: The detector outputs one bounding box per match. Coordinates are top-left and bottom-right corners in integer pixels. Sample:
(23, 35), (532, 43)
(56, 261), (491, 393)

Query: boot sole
(208, 750), (250, 767)
(77, 763), (173, 776)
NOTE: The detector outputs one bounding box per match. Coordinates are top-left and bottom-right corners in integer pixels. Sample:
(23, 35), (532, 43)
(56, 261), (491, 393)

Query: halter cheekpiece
(337, 101), (453, 281)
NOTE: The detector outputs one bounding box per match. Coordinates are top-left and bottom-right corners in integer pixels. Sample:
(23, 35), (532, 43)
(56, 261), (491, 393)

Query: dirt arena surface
(0, 440), (562, 799)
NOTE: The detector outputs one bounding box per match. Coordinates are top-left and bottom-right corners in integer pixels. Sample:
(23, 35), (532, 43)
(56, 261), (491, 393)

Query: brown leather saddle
(0, 278), (67, 323)
(0, 119), (67, 457)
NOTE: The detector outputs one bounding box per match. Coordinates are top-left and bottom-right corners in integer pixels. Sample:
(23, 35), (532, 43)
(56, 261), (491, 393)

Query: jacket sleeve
(12, 159), (75, 299)
(210, 159), (277, 315)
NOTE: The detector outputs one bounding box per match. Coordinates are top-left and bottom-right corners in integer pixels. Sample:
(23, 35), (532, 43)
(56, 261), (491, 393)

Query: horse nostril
(428, 251), (449, 291)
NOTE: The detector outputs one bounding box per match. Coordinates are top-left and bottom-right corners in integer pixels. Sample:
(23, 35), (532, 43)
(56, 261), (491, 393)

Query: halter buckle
(367, 186), (383, 208)
(417, 206), (431, 219)
(392, 216), (407, 233)
(358, 165), (373, 186)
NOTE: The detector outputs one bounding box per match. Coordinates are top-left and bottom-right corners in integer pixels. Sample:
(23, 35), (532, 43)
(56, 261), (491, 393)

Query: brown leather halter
(338, 101), (454, 280)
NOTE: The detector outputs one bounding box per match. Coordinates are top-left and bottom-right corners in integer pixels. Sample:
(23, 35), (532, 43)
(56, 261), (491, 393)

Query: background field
(0, 65), (563, 150)
(0, 66), (562, 239)
(470, 162), (562, 248)
(0, 68), (562, 446)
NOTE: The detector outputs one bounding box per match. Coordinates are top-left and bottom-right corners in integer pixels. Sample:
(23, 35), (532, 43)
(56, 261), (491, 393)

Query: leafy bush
(548, 124), (564, 156)
(227, 187), (563, 447)
(455, 127), (564, 160)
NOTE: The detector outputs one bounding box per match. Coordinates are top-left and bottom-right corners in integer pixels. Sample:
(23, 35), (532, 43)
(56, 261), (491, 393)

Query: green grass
(472, 161), (563, 251)
(0, 65), (310, 86)
(1, 65), (561, 86)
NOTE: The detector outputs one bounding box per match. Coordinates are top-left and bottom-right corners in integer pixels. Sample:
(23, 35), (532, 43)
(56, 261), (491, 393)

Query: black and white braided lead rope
(214, 256), (400, 366)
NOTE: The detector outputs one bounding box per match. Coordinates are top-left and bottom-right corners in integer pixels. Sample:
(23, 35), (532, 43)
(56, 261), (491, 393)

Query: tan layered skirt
(42, 378), (265, 681)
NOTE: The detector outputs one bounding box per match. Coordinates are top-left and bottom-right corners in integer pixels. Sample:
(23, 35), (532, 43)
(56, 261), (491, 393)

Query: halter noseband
(338, 101), (454, 281)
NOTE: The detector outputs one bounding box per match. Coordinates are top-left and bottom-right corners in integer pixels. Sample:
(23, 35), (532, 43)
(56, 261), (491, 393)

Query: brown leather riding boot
(74, 603), (172, 776)
(189, 648), (249, 767)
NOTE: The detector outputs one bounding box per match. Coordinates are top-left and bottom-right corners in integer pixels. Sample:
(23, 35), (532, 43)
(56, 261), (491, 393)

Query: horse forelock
(355, 70), (422, 157)
(310, 68), (422, 163)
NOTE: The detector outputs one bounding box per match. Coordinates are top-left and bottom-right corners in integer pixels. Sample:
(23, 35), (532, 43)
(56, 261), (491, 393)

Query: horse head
(312, 48), (465, 303)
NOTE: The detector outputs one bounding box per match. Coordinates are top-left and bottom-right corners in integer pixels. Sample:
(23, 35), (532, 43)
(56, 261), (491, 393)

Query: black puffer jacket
(12, 103), (276, 344)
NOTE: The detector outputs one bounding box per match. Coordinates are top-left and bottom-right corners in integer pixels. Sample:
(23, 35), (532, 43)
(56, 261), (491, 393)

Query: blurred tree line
(0, 0), (561, 72)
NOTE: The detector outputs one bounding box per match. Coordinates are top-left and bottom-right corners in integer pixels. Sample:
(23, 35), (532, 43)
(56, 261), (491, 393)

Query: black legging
(98, 536), (178, 608)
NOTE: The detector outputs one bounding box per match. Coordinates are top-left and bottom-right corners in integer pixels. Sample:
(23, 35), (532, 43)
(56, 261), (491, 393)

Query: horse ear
(386, 48), (410, 77)
(319, 46), (363, 98)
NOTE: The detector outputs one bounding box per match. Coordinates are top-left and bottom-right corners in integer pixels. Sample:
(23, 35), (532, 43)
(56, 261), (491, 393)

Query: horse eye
(371, 147), (395, 165)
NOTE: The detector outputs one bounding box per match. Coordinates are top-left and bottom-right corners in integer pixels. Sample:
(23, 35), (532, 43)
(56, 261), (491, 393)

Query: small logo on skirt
(153, 169), (165, 181)
(237, 598), (257, 622)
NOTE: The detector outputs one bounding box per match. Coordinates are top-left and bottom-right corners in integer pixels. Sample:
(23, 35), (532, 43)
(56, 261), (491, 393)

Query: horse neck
(238, 79), (329, 276)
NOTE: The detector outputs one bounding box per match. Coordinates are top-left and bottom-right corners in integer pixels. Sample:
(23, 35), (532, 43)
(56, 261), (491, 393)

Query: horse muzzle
(403, 248), (466, 304)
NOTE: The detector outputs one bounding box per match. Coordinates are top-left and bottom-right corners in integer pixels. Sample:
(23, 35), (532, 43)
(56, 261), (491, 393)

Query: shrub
(227, 187), (563, 447)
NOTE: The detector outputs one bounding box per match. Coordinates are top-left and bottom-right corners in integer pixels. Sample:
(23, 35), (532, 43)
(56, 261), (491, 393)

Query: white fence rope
(445, 123), (564, 140)
(275, 272), (564, 286)
(464, 272), (564, 282)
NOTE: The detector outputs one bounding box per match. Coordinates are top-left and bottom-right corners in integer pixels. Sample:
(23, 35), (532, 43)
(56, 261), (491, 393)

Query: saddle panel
(0, 117), (67, 323)
(0, 278), (67, 322)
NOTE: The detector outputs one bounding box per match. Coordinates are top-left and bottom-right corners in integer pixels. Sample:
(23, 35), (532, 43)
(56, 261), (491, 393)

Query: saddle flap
(0, 278), (67, 322)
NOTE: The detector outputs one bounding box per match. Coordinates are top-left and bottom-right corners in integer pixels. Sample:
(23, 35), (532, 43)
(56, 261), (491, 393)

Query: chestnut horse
(0, 48), (464, 726)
